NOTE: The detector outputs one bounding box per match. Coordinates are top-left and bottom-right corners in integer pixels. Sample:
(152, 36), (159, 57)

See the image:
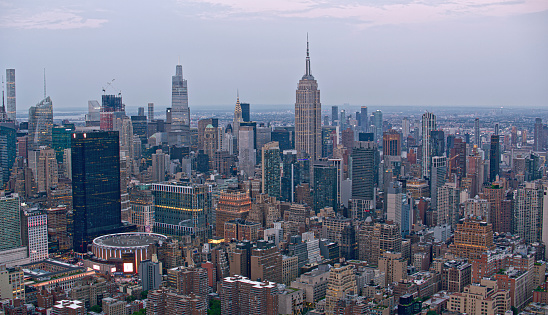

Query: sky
(0, 0), (547, 113)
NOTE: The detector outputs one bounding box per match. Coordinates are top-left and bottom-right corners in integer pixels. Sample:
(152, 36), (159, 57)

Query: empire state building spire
(303, 34), (314, 80)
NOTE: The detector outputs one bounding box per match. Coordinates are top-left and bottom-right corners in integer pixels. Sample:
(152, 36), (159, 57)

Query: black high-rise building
(131, 115), (148, 142)
(430, 130), (445, 157)
(351, 141), (377, 201)
(72, 131), (122, 252)
(489, 135), (500, 182)
(241, 103), (250, 122)
(281, 151), (309, 202)
(331, 106), (338, 126)
(313, 163), (338, 212)
(360, 106), (368, 132)
(271, 129), (291, 151)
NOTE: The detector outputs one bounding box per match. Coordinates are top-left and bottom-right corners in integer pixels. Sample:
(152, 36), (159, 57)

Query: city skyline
(1, 1), (547, 111)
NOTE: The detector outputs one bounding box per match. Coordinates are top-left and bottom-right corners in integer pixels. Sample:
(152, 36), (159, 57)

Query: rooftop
(93, 232), (168, 248)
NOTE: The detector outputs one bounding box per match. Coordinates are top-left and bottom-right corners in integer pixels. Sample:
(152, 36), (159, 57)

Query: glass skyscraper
(313, 163), (337, 212)
(0, 125), (16, 188)
(28, 96), (53, 150)
(52, 125), (75, 163)
(171, 64), (190, 145)
(71, 131), (122, 252)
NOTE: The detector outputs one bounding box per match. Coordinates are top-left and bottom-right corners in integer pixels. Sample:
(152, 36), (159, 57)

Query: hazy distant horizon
(2, 1), (547, 112)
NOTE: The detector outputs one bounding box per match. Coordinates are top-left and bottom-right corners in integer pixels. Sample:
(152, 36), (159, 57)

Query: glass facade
(71, 131), (122, 252)
(0, 126), (16, 188)
(28, 97), (53, 150)
(313, 164), (337, 212)
(52, 125), (75, 163)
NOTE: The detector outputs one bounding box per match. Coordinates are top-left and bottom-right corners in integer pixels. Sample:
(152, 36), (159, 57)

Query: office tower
(436, 182), (460, 228)
(451, 219), (495, 260)
(386, 181), (403, 229)
(383, 129), (401, 157)
(22, 210), (48, 262)
(372, 110), (383, 142)
(534, 118), (544, 151)
(250, 241), (283, 283)
(147, 102), (154, 122)
(52, 125), (75, 163)
(474, 118), (480, 145)
(325, 264), (357, 314)
(402, 117), (410, 139)
(240, 102), (250, 122)
(0, 194), (22, 251)
(221, 275), (279, 315)
(513, 181), (543, 244)
(28, 97), (53, 150)
(430, 156), (447, 210)
(463, 197), (490, 220)
(430, 130), (445, 157)
(449, 138), (467, 179)
(489, 135), (500, 182)
(131, 115), (147, 143)
(100, 94), (124, 130)
(233, 95), (243, 142)
(321, 126), (336, 158)
(271, 129), (291, 151)
(322, 217), (355, 259)
(350, 140), (377, 219)
(331, 105), (338, 126)
(339, 109), (346, 130)
(151, 149), (167, 182)
(341, 127), (354, 150)
(171, 64), (190, 144)
(421, 112), (436, 178)
(139, 260), (161, 291)
(128, 184), (154, 232)
(313, 163), (338, 212)
(256, 125), (272, 156)
(360, 106), (368, 132)
(136, 107), (143, 117)
(85, 100), (101, 126)
(238, 125), (256, 178)
(0, 126), (16, 188)
(295, 39), (321, 160)
(197, 118), (219, 150)
(71, 131), (122, 252)
(203, 123), (219, 159)
(261, 142), (281, 198)
(152, 182), (212, 241)
(216, 189), (251, 238)
(36, 147), (58, 193)
(280, 150), (306, 202)
(6, 69), (15, 121)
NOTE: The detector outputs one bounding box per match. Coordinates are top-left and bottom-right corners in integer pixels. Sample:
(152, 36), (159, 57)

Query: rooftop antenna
(43, 68), (47, 99)
(1, 75), (5, 111)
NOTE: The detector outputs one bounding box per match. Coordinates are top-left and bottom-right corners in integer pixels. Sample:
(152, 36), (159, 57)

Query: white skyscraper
(238, 126), (256, 178)
(25, 211), (48, 262)
(171, 64), (190, 144)
(6, 69), (15, 121)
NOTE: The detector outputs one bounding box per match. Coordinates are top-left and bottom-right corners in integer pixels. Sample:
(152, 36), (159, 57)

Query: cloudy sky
(1, 0), (547, 113)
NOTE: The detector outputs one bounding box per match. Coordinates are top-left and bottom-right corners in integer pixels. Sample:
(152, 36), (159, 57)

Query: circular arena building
(91, 233), (168, 273)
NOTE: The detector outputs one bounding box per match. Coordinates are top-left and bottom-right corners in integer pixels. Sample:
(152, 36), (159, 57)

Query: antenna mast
(44, 68), (47, 99)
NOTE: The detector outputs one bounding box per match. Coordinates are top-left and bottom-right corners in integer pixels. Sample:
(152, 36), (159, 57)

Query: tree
(90, 305), (102, 313)
(132, 309), (146, 315)
(208, 299), (221, 315)
(141, 290), (148, 299)
(126, 295), (137, 302)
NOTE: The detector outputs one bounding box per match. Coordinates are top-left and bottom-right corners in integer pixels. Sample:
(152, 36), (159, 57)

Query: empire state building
(295, 38), (321, 161)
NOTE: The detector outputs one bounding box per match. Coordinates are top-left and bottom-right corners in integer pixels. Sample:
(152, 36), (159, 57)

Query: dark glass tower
(430, 130), (445, 157)
(72, 131), (122, 252)
(0, 125), (16, 188)
(240, 103), (250, 122)
(313, 163), (337, 212)
(489, 135), (500, 182)
(52, 125), (75, 163)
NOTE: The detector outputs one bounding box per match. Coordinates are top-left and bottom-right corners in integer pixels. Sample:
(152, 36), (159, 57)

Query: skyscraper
(216, 189), (251, 238)
(295, 38), (321, 161)
(513, 181), (543, 244)
(0, 194), (22, 251)
(0, 126), (16, 188)
(430, 156), (447, 210)
(534, 118), (544, 151)
(350, 141), (377, 218)
(372, 110), (383, 143)
(489, 135), (500, 182)
(233, 95), (243, 142)
(261, 142), (281, 198)
(421, 112), (436, 178)
(474, 118), (480, 146)
(100, 94), (124, 131)
(71, 131), (122, 252)
(331, 105), (338, 126)
(383, 129), (401, 157)
(240, 102), (250, 122)
(148, 102), (154, 122)
(52, 125), (75, 163)
(6, 69), (15, 121)
(28, 97), (53, 150)
(313, 163), (338, 212)
(238, 126), (256, 178)
(171, 64), (190, 144)
(360, 106), (368, 132)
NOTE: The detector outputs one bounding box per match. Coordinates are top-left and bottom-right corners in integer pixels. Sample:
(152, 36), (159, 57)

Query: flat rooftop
(93, 233), (167, 247)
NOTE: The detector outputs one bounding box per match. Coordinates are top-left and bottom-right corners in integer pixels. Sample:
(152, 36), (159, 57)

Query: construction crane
(102, 79), (121, 96)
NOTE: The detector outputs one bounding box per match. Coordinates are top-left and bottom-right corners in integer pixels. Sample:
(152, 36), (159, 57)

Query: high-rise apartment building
(22, 210), (48, 262)
(372, 110), (383, 143)
(489, 135), (500, 182)
(481, 182), (512, 233)
(534, 118), (544, 151)
(436, 182), (459, 228)
(360, 106), (368, 132)
(261, 142), (281, 198)
(71, 131), (122, 252)
(0, 125), (16, 188)
(430, 156), (447, 210)
(152, 182), (212, 241)
(220, 275), (279, 315)
(295, 39), (321, 160)
(147, 102), (154, 122)
(379, 252), (408, 285)
(421, 112), (436, 178)
(474, 118), (480, 145)
(513, 181), (543, 244)
(139, 260), (161, 291)
(6, 69), (15, 121)
(171, 64), (190, 144)
(28, 97), (54, 150)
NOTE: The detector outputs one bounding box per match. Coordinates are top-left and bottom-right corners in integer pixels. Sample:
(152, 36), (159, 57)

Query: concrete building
(290, 266), (330, 304)
(325, 264), (357, 314)
(448, 279), (510, 315)
(220, 275), (278, 315)
(378, 252), (407, 286)
(52, 300), (86, 315)
(139, 260), (161, 291)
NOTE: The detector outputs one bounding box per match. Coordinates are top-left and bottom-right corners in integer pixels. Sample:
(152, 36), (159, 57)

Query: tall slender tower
(474, 118), (480, 145)
(295, 36), (321, 160)
(171, 64), (190, 144)
(233, 94), (242, 140)
(6, 69), (15, 121)
(421, 112), (436, 178)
